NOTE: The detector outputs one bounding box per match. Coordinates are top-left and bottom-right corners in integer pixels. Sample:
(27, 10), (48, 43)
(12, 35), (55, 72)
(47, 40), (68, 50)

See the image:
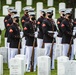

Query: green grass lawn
(3, 60), (57, 75)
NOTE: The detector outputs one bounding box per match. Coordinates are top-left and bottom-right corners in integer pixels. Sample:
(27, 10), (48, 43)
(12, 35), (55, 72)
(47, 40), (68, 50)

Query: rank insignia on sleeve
(61, 24), (65, 27)
(37, 21), (40, 24)
(9, 29), (13, 33)
(57, 21), (60, 24)
(5, 20), (7, 22)
(7, 24), (10, 26)
(42, 24), (46, 27)
(22, 20), (25, 22)
(24, 27), (27, 30)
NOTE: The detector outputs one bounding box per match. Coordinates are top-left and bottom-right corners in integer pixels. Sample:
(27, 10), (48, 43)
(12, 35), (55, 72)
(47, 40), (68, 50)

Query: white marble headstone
(10, 58), (24, 75)
(47, 0), (53, 6)
(55, 44), (63, 59)
(26, 0), (32, 5)
(75, 8), (76, 18)
(48, 7), (55, 19)
(56, 37), (62, 44)
(0, 17), (5, 30)
(36, 2), (43, 19)
(15, 1), (22, 12)
(64, 60), (76, 75)
(0, 55), (3, 75)
(38, 56), (51, 75)
(0, 47), (8, 63)
(74, 38), (76, 59)
(3, 5), (9, 15)
(74, 38), (76, 55)
(6, 0), (12, 4)
(15, 54), (26, 73)
(21, 37), (26, 54)
(37, 48), (45, 57)
(59, 2), (66, 11)
(57, 56), (69, 75)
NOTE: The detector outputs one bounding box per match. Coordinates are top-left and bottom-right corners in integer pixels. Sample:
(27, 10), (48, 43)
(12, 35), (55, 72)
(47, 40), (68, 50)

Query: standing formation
(3, 6), (76, 72)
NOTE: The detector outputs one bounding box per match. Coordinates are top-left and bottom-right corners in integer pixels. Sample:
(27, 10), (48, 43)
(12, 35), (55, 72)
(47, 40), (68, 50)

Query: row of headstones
(0, 44), (62, 65)
(1, 53), (76, 75)
(38, 56), (76, 75)
(1, 40), (76, 64)
(10, 54), (51, 75)
(1, 40), (76, 63)
(10, 54), (26, 75)
(0, 53), (25, 75)
(58, 56), (76, 75)
(3, 1), (55, 18)
(1, 2), (75, 30)
(6, 0), (53, 6)
(0, 46), (62, 64)
(8, 55), (76, 75)
(1, 1), (76, 30)
(4, 1), (71, 16)
(3, 2), (66, 17)
(9, 55), (51, 75)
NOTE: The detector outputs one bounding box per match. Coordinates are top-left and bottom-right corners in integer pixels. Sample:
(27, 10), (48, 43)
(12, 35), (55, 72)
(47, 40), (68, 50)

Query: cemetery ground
(3, 61), (57, 75)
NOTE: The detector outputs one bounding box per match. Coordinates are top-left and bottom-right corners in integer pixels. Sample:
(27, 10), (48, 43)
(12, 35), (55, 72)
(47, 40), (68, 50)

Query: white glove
(73, 31), (75, 36)
(74, 27), (76, 30)
(53, 31), (58, 38)
(37, 28), (39, 32)
(20, 31), (23, 38)
(35, 31), (38, 38)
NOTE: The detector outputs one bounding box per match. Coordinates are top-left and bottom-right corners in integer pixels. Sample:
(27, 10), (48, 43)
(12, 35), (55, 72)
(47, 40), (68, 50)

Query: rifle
(18, 31), (24, 54)
(30, 37), (36, 72)
(30, 21), (36, 72)
(42, 42), (44, 48)
(18, 38), (21, 54)
(67, 36), (73, 60)
(49, 38), (54, 67)
(67, 21), (73, 60)
(49, 19), (55, 68)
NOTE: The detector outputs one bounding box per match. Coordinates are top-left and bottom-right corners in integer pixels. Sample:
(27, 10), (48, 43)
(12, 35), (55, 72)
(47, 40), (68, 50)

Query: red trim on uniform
(57, 21), (60, 24)
(24, 27), (27, 30)
(37, 21), (41, 24)
(9, 29), (13, 33)
(22, 20), (25, 22)
(5, 20), (7, 22)
(7, 24), (10, 26)
(61, 24), (65, 27)
(42, 24), (46, 27)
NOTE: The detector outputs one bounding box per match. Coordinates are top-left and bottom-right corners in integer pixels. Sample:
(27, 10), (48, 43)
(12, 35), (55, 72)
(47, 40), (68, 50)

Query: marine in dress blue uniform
(8, 14), (21, 68)
(23, 12), (37, 72)
(4, 7), (14, 48)
(57, 9), (65, 44)
(42, 9), (57, 69)
(61, 9), (74, 60)
(36, 9), (46, 48)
